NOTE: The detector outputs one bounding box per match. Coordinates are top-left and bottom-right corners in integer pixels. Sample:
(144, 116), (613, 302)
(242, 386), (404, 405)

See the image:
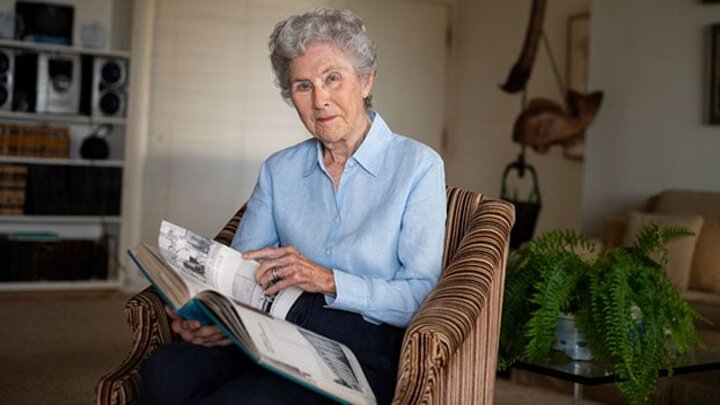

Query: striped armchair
(95, 186), (514, 404)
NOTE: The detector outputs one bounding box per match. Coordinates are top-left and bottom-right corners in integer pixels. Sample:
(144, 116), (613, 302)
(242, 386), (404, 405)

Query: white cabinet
(0, 39), (130, 290)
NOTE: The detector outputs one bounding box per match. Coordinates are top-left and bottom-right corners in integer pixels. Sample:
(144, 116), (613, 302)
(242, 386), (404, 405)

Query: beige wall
(582, 0), (720, 236)
(446, 0), (590, 235)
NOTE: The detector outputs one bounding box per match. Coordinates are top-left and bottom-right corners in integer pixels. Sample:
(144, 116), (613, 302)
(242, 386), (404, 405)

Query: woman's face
(289, 42), (374, 148)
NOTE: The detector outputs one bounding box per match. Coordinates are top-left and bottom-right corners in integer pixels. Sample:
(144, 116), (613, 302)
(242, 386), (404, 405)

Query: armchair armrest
(393, 200), (514, 404)
(95, 204), (246, 404)
(124, 287), (178, 346)
(95, 287), (176, 405)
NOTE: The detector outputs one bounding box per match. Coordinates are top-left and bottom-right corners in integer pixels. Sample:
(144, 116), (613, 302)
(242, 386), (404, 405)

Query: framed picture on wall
(709, 24), (720, 124)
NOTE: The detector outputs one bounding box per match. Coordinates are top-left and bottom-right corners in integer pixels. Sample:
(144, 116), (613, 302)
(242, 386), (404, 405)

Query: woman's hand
(243, 246), (336, 296)
(165, 306), (231, 347)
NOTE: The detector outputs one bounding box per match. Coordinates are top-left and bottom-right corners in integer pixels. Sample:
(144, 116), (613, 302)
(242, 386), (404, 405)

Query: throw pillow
(621, 211), (704, 291)
(689, 220), (720, 294)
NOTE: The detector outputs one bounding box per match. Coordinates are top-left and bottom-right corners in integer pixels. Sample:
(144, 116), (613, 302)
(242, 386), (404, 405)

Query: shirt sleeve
(231, 161), (280, 252)
(325, 156), (446, 327)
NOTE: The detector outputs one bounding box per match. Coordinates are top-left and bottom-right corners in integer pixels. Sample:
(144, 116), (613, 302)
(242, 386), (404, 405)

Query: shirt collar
(303, 112), (391, 177)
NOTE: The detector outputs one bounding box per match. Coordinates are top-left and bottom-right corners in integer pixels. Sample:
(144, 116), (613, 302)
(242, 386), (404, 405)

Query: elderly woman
(139, 8), (445, 405)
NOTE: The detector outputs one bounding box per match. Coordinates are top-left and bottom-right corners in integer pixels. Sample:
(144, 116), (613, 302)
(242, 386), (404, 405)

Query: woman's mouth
(316, 116), (337, 123)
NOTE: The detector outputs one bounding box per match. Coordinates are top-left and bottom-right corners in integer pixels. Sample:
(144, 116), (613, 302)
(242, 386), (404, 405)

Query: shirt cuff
(323, 268), (368, 311)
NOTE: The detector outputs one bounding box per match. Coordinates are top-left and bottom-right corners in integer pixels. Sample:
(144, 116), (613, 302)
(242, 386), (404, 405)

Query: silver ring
(271, 267), (280, 284)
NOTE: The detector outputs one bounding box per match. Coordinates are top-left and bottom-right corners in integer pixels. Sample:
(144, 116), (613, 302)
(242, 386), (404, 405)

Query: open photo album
(128, 221), (376, 405)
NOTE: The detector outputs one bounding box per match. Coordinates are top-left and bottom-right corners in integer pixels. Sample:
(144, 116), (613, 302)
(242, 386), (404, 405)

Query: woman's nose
(312, 85), (330, 108)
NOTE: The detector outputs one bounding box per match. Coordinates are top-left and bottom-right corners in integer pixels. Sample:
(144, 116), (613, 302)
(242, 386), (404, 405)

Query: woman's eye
(294, 82), (311, 92)
(326, 73), (341, 84)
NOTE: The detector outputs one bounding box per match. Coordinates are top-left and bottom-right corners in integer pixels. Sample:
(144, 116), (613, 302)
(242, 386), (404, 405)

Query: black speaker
(0, 48), (13, 111)
(89, 57), (128, 118)
(12, 51), (37, 112)
(36, 52), (81, 114)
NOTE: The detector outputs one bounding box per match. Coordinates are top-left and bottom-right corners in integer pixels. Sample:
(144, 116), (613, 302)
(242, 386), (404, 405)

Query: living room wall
(446, 0), (590, 235)
(582, 0), (720, 236)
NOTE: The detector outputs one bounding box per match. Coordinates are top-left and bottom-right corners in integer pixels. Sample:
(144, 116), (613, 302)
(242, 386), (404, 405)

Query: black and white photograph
(159, 221), (213, 283)
(298, 329), (363, 393)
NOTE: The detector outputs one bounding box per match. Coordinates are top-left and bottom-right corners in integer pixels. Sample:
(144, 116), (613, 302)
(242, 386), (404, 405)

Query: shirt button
(325, 248), (332, 256)
(348, 161), (356, 168)
(332, 216), (339, 224)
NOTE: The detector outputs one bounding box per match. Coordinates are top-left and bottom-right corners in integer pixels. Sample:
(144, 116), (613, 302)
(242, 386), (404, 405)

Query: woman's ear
(361, 71), (375, 99)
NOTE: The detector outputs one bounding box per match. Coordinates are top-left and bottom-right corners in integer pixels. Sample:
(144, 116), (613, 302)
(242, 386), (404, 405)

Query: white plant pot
(553, 313), (594, 361)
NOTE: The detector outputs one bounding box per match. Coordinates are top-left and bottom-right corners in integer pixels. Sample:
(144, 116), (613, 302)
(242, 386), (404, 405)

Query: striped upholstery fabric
(95, 187), (514, 405)
(394, 188), (514, 404)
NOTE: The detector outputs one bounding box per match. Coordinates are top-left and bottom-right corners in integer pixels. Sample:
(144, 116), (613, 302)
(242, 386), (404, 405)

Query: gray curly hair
(269, 8), (378, 109)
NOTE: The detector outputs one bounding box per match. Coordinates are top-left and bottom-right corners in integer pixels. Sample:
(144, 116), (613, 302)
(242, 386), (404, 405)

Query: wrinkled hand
(165, 306), (231, 347)
(243, 246), (336, 296)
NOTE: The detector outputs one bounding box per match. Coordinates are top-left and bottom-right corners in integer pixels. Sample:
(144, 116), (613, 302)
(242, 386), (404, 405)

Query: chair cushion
(689, 220), (720, 294)
(621, 211), (704, 291)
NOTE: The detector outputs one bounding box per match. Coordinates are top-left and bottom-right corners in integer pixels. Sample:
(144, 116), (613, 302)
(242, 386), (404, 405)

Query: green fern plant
(498, 224), (705, 404)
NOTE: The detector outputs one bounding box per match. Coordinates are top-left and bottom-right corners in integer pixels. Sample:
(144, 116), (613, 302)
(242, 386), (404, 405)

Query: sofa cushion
(651, 190), (720, 222)
(689, 220), (720, 294)
(622, 211), (704, 291)
(683, 288), (720, 307)
(683, 288), (720, 330)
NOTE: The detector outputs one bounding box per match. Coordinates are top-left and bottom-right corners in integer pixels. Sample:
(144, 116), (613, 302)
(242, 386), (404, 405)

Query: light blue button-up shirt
(231, 113), (446, 327)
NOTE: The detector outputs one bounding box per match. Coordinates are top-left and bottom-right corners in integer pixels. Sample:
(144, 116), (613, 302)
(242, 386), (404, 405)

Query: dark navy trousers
(138, 293), (405, 404)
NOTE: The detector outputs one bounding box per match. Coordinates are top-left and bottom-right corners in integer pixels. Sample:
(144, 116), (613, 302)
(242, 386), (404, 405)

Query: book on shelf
(45, 125), (71, 158)
(23, 164), (121, 215)
(0, 123), (69, 158)
(127, 221), (376, 405)
(0, 164), (27, 215)
(0, 233), (110, 282)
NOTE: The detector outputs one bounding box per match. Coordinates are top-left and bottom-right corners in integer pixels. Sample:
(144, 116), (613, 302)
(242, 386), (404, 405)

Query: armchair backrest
(393, 186), (514, 404)
(214, 205), (247, 246)
(442, 187), (489, 266)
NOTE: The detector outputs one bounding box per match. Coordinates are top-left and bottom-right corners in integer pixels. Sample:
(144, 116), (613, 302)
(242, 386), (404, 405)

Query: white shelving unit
(0, 39), (131, 58)
(0, 110), (126, 126)
(0, 279), (122, 292)
(0, 37), (130, 290)
(0, 215), (122, 223)
(0, 156), (124, 167)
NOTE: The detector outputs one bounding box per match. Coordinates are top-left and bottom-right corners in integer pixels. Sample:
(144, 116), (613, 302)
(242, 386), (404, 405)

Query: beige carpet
(495, 377), (604, 404)
(0, 291), (593, 404)
(0, 291), (133, 405)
